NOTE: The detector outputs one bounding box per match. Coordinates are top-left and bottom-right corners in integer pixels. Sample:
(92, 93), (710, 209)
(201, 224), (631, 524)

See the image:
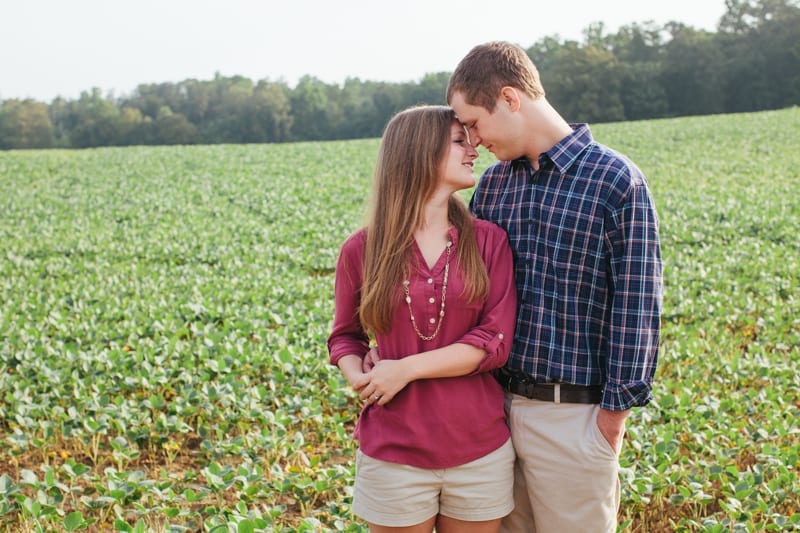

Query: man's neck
(524, 98), (574, 168)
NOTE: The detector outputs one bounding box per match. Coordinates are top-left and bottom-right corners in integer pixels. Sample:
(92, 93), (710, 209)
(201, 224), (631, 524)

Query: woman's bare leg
(435, 515), (502, 533)
(368, 515), (437, 533)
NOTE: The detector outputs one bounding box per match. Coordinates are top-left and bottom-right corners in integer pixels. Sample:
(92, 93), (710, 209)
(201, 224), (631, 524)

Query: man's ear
(499, 86), (521, 112)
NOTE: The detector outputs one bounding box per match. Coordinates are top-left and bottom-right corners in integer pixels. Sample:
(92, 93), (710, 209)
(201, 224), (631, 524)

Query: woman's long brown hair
(359, 105), (489, 335)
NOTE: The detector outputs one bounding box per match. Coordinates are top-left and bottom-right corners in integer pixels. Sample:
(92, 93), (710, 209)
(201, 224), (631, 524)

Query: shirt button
(429, 318), (436, 324)
(427, 278), (433, 284)
(428, 297), (435, 304)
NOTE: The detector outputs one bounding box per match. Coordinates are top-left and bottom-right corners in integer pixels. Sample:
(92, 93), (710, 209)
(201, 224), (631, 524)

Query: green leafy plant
(0, 109), (797, 531)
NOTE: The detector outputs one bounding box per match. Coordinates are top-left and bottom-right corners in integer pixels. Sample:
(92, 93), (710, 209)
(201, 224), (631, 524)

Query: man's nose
(469, 131), (482, 147)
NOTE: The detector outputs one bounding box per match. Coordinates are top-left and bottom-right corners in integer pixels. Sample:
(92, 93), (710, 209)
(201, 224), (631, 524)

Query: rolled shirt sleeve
(604, 182), (663, 410)
(455, 221), (517, 374)
(327, 232), (370, 366)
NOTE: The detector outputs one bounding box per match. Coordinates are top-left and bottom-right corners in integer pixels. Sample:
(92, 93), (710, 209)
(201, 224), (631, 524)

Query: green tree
(408, 72), (450, 105)
(117, 106), (145, 145)
(370, 82), (403, 132)
(202, 75), (255, 143)
(67, 88), (125, 148)
(243, 80), (293, 143)
(290, 76), (332, 141)
(661, 24), (726, 116)
(527, 35), (563, 76)
(337, 78), (380, 139)
(48, 96), (72, 147)
(719, 0), (800, 111)
(607, 22), (669, 119)
(178, 79), (213, 125)
(619, 62), (669, 120)
(152, 106), (197, 145)
(0, 99), (54, 149)
(126, 82), (183, 120)
(537, 41), (625, 123)
(3, 3), (796, 149)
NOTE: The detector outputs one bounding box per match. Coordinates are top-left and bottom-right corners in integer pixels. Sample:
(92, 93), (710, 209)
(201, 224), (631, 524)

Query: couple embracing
(328, 41), (663, 533)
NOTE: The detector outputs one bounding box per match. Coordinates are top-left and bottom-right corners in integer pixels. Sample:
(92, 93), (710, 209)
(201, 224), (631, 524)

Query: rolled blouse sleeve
(327, 231), (370, 366)
(456, 220), (517, 373)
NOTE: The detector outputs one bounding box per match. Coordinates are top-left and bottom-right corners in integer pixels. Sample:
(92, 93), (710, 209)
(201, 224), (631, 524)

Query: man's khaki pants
(501, 393), (621, 533)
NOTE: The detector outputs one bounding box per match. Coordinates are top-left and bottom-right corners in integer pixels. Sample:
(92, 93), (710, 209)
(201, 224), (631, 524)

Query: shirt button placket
(426, 278), (435, 330)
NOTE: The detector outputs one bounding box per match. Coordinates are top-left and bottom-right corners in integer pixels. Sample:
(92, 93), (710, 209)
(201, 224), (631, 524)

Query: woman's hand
(358, 343), (486, 406)
(361, 346), (380, 372)
(337, 355), (370, 396)
(345, 370), (370, 394)
(359, 359), (413, 406)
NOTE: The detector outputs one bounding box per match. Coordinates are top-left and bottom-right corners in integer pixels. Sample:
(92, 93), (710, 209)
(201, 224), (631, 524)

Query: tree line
(1, 0), (798, 150)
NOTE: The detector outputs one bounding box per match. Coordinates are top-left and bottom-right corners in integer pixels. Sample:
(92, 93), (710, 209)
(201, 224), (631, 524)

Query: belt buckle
(512, 372), (529, 396)
(519, 376), (537, 400)
(502, 369), (516, 390)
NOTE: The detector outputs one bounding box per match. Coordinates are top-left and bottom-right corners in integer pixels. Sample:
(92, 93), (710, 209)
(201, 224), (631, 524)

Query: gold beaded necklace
(402, 240), (452, 341)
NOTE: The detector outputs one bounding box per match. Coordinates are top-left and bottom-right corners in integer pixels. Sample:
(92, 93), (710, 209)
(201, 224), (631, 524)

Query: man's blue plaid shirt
(470, 124), (663, 410)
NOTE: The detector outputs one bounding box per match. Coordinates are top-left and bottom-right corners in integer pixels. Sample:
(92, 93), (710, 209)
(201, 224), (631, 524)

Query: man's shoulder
(582, 142), (646, 187)
(587, 141), (641, 173)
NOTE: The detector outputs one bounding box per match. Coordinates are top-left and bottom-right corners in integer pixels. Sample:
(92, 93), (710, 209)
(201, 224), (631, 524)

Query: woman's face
(439, 120), (479, 192)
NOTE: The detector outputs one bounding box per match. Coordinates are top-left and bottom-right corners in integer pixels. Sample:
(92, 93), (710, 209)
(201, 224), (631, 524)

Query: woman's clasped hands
(350, 356), (411, 407)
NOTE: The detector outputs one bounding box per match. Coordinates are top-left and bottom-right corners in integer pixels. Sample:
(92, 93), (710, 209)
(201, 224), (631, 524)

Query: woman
(328, 105), (517, 533)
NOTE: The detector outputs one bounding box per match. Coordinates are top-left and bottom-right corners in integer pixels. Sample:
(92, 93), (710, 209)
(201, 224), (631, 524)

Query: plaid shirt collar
(510, 123), (593, 175)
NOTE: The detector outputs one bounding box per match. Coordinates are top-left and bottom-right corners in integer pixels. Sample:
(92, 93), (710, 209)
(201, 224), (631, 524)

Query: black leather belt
(496, 368), (602, 404)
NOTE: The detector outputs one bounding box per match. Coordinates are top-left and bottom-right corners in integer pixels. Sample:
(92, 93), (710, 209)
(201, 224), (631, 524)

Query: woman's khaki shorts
(352, 439), (514, 527)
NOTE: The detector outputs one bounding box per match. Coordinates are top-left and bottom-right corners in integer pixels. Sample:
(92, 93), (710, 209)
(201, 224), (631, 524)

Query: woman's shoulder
(468, 218), (511, 258)
(339, 227), (367, 257)
(342, 227), (367, 246)
(470, 217), (508, 240)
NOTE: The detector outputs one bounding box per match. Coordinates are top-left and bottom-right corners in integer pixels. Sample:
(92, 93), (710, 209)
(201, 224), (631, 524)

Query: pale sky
(1, 0), (728, 102)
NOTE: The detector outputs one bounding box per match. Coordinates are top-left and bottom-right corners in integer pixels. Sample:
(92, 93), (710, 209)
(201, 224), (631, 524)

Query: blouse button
(427, 278), (433, 284)
(428, 297), (435, 304)
(429, 318), (436, 324)
(498, 333), (504, 340)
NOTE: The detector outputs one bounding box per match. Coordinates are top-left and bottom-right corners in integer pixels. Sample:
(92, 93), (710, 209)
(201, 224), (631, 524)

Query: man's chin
(489, 148), (508, 161)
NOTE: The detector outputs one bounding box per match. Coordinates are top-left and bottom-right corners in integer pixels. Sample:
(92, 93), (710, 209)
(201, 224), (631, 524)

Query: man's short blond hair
(447, 41), (545, 111)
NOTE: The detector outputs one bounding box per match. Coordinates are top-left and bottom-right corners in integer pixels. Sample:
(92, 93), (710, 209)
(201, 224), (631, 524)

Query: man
(446, 41), (662, 532)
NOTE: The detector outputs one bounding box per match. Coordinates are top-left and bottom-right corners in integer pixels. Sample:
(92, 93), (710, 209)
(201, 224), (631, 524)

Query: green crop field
(1, 108), (798, 532)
